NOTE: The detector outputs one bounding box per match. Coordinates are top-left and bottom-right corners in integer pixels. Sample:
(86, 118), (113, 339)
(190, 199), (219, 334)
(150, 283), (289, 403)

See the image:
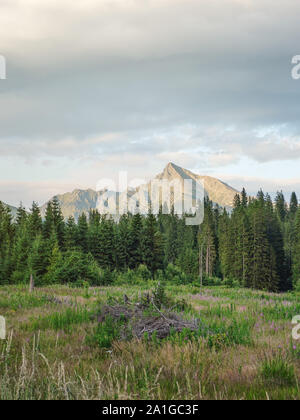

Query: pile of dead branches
(97, 293), (201, 340)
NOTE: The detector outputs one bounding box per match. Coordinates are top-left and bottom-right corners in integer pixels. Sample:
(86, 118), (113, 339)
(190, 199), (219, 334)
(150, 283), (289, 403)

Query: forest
(0, 188), (300, 292)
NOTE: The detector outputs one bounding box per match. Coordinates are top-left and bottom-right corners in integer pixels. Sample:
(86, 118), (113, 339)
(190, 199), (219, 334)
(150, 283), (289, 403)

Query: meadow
(0, 282), (300, 400)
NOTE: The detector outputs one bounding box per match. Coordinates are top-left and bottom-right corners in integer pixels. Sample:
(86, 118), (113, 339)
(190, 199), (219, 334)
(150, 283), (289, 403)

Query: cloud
(1, 0), (300, 203)
(217, 174), (300, 199)
(1, 0), (300, 139)
(0, 180), (82, 208)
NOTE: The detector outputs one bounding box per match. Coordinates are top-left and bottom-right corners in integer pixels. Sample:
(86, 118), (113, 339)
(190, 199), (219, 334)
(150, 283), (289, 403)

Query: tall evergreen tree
(64, 216), (77, 250)
(292, 208), (300, 285)
(275, 191), (287, 222)
(165, 207), (179, 265)
(289, 192), (298, 220)
(43, 201), (54, 239)
(199, 199), (217, 278)
(128, 212), (143, 269)
(115, 214), (130, 270)
(77, 213), (89, 253)
(16, 202), (27, 227)
(28, 202), (42, 239)
(52, 197), (65, 248)
(142, 208), (164, 277)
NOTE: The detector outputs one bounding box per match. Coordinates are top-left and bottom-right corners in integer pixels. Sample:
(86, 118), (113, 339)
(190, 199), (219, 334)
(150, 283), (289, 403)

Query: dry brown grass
(0, 284), (300, 400)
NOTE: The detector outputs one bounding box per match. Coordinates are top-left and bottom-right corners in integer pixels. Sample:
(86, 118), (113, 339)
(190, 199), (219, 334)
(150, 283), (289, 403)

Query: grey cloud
(219, 175), (300, 199)
(0, 180), (81, 208)
(1, 0), (300, 185)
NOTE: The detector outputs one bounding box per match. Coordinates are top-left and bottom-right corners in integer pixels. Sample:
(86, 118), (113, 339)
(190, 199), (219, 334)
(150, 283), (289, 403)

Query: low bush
(260, 356), (296, 387)
(87, 315), (127, 348)
(44, 250), (102, 285)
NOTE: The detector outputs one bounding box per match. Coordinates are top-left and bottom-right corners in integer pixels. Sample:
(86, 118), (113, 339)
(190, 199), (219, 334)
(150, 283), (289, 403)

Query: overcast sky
(1, 0), (300, 207)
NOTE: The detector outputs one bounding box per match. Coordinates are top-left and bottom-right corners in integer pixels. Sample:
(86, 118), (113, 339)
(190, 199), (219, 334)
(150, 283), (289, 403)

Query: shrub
(87, 315), (127, 348)
(222, 277), (234, 287)
(164, 264), (192, 285)
(10, 271), (26, 284)
(260, 356), (296, 387)
(197, 318), (253, 347)
(203, 276), (222, 286)
(153, 281), (167, 309)
(208, 333), (228, 350)
(99, 269), (115, 286)
(115, 269), (143, 285)
(137, 264), (152, 281)
(222, 277), (241, 288)
(232, 279), (241, 288)
(44, 250), (102, 285)
(294, 279), (300, 292)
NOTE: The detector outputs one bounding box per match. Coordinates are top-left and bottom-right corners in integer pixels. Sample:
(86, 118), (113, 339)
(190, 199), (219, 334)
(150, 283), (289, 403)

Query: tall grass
(24, 307), (91, 332)
(1, 283), (300, 400)
(0, 292), (48, 311)
(260, 355), (297, 387)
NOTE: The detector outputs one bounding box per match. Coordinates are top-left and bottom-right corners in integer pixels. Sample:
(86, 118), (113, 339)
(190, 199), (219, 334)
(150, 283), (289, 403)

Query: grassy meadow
(0, 282), (300, 400)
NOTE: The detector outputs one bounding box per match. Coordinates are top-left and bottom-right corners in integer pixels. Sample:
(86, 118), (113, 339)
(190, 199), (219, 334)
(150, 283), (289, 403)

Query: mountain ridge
(0, 202), (18, 217)
(40, 163), (240, 219)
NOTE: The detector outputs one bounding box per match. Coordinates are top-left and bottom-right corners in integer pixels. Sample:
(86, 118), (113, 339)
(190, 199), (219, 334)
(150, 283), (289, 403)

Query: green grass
(0, 292), (48, 311)
(0, 283), (299, 400)
(24, 307), (92, 332)
(260, 355), (297, 387)
(87, 315), (128, 348)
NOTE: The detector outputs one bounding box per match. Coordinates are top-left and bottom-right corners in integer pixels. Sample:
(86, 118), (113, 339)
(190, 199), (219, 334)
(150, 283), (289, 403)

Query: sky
(1, 0), (300, 208)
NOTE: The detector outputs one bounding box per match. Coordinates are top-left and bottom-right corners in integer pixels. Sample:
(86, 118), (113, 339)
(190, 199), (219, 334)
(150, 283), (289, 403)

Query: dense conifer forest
(1, 189), (300, 292)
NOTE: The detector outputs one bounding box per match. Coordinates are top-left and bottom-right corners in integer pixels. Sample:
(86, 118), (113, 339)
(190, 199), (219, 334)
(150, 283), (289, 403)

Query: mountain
(155, 162), (239, 209)
(7, 204), (18, 217)
(41, 189), (103, 220)
(0, 202), (18, 218)
(41, 163), (240, 220)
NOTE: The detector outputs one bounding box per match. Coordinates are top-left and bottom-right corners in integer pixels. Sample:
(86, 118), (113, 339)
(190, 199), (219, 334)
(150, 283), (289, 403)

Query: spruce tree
(199, 199), (217, 278)
(0, 203), (14, 284)
(275, 191), (287, 222)
(292, 208), (300, 285)
(142, 208), (164, 277)
(128, 212), (143, 269)
(165, 207), (179, 265)
(52, 197), (65, 248)
(250, 200), (270, 289)
(28, 202), (42, 239)
(16, 202), (27, 227)
(241, 188), (248, 208)
(64, 216), (77, 250)
(77, 213), (89, 253)
(28, 234), (49, 283)
(289, 192), (298, 220)
(115, 214), (130, 270)
(11, 224), (31, 283)
(43, 201), (54, 239)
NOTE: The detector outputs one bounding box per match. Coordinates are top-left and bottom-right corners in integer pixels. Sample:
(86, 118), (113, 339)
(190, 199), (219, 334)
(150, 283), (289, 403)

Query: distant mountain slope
(40, 189), (102, 220)
(41, 163), (240, 220)
(7, 204), (18, 217)
(0, 202), (18, 217)
(155, 162), (239, 208)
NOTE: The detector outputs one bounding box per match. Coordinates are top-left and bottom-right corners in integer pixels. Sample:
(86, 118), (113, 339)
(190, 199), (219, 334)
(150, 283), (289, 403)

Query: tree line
(0, 188), (300, 291)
